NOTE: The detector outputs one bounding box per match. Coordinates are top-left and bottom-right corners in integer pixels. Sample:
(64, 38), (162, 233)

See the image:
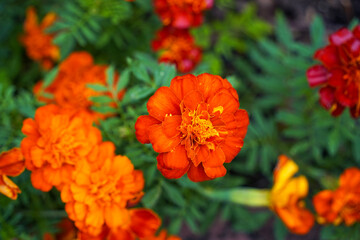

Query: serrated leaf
(162, 181), (185, 207)
(89, 96), (113, 104)
(142, 186), (161, 208)
(87, 83), (108, 92)
(275, 12), (293, 47)
(131, 63), (151, 83)
(310, 15), (325, 48)
(116, 69), (130, 92)
(91, 105), (117, 114)
(43, 67), (59, 88)
(106, 65), (115, 87)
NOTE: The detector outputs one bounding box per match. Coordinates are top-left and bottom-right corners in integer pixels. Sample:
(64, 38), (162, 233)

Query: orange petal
(157, 153), (189, 179)
(193, 145), (209, 167)
(162, 115), (182, 138)
(24, 7), (38, 32)
(31, 169), (52, 192)
(203, 165), (227, 179)
(148, 124), (181, 153)
(107, 228), (134, 240)
(105, 204), (129, 229)
(208, 89), (239, 116)
(197, 73), (224, 101)
(160, 145), (189, 169)
(202, 148), (226, 168)
(21, 118), (39, 137)
(182, 90), (204, 110)
(169, 74), (197, 100)
(221, 136), (244, 163)
(0, 148), (25, 176)
(187, 162), (212, 182)
(0, 175), (21, 200)
(339, 167), (360, 189)
(41, 12), (57, 30)
(147, 87), (181, 121)
(86, 203), (105, 229)
(129, 208), (161, 238)
(313, 190), (338, 223)
(135, 115), (161, 144)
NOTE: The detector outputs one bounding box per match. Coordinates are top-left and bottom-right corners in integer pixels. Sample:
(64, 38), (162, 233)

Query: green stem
(198, 187), (271, 207)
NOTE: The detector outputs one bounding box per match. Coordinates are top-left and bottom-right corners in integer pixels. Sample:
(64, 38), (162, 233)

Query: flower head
(313, 167), (360, 226)
(307, 25), (360, 118)
(61, 142), (146, 236)
(152, 27), (202, 73)
(34, 52), (125, 122)
(21, 7), (60, 70)
(135, 73), (249, 182)
(270, 155), (314, 234)
(21, 104), (102, 191)
(0, 148), (24, 200)
(154, 0), (213, 29)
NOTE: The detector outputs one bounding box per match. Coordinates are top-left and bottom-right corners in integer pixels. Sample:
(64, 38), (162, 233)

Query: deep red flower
(307, 25), (360, 118)
(135, 73), (249, 182)
(152, 27), (202, 73)
(153, 0), (213, 29)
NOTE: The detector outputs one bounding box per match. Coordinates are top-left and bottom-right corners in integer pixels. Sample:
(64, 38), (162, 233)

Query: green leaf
(328, 129), (341, 156)
(274, 217), (288, 240)
(353, 134), (360, 164)
(89, 96), (113, 104)
(162, 181), (185, 207)
(87, 83), (108, 92)
(91, 106), (117, 114)
(310, 15), (325, 48)
(142, 186), (161, 208)
(106, 65), (115, 87)
(43, 67), (59, 88)
(116, 69), (130, 92)
(131, 63), (151, 83)
(275, 12), (293, 47)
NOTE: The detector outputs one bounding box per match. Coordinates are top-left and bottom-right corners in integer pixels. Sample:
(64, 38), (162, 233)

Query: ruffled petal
(0, 175), (21, 200)
(135, 115), (161, 144)
(329, 28), (353, 46)
(314, 46), (341, 69)
(197, 73), (224, 101)
(31, 169), (52, 192)
(187, 162), (212, 182)
(169, 74), (197, 100)
(319, 86), (335, 110)
(129, 208), (161, 238)
(162, 115), (182, 138)
(148, 124), (181, 153)
(182, 90), (204, 110)
(160, 145), (189, 169)
(0, 148), (25, 176)
(306, 65), (329, 87)
(147, 87), (181, 121)
(157, 153), (189, 179)
(208, 89), (239, 116)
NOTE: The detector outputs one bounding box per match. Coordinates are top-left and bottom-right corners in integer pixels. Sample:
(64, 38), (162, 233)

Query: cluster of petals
(135, 73), (249, 182)
(307, 25), (360, 118)
(0, 148), (25, 200)
(21, 7), (60, 70)
(60, 141), (159, 238)
(270, 155), (314, 234)
(152, 27), (202, 73)
(153, 0), (213, 29)
(20, 104), (102, 191)
(34, 51), (125, 122)
(313, 167), (360, 226)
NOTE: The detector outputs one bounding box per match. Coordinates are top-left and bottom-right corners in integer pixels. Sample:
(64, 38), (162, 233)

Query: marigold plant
(306, 25), (360, 118)
(0, 148), (24, 200)
(313, 167), (360, 226)
(21, 104), (102, 191)
(270, 155), (314, 234)
(21, 7), (60, 70)
(135, 73), (249, 182)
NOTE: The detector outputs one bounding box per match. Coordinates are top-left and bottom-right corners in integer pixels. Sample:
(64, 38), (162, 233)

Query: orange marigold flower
(61, 142), (145, 236)
(0, 148), (25, 200)
(307, 25), (360, 118)
(135, 73), (249, 182)
(154, 0), (213, 29)
(43, 218), (77, 240)
(20, 104), (102, 192)
(152, 27), (202, 73)
(313, 167), (360, 226)
(34, 52), (125, 122)
(142, 229), (181, 240)
(270, 155), (314, 235)
(21, 7), (60, 70)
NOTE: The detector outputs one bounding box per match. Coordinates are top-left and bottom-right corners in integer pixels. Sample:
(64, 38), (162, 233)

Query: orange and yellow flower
(270, 155), (314, 234)
(21, 104), (102, 192)
(152, 27), (202, 73)
(313, 167), (360, 226)
(135, 73), (249, 182)
(21, 7), (60, 70)
(61, 141), (147, 237)
(0, 148), (25, 200)
(34, 52), (124, 122)
(154, 0), (213, 29)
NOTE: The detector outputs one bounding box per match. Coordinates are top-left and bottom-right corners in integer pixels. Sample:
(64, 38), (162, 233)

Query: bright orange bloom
(135, 73), (249, 182)
(21, 7), (60, 70)
(0, 148), (25, 200)
(61, 142), (146, 236)
(34, 52), (125, 122)
(152, 27), (202, 73)
(20, 104), (102, 191)
(313, 167), (360, 226)
(43, 218), (77, 240)
(270, 155), (314, 235)
(142, 229), (181, 240)
(154, 0), (213, 29)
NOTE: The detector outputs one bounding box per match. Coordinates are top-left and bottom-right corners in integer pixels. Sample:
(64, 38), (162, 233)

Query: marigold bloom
(152, 27), (202, 73)
(0, 148), (25, 200)
(313, 167), (360, 226)
(135, 73), (249, 182)
(34, 52), (125, 122)
(43, 218), (77, 240)
(307, 25), (360, 118)
(270, 155), (314, 234)
(154, 0), (213, 29)
(20, 104), (102, 191)
(21, 7), (60, 70)
(61, 142), (146, 236)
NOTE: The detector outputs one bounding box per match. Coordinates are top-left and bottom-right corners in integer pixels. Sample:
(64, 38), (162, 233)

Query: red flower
(135, 73), (249, 182)
(153, 0), (213, 29)
(307, 26), (360, 118)
(152, 27), (202, 73)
